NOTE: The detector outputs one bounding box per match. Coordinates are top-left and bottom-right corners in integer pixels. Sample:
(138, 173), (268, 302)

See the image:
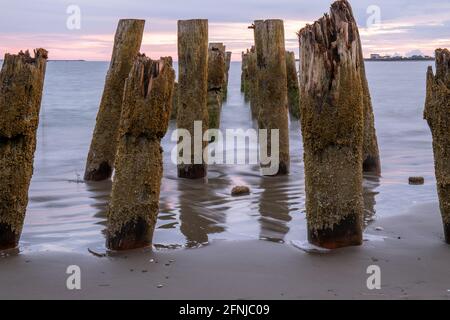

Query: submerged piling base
(0, 223), (18, 250)
(177, 164), (207, 179)
(107, 217), (154, 251)
(308, 215), (363, 249)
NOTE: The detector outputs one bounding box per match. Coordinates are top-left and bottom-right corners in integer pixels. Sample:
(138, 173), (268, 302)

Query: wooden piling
(298, 0), (364, 248)
(241, 51), (247, 93)
(223, 51), (232, 101)
(106, 55), (175, 250)
(170, 82), (179, 120)
(247, 47), (259, 119)
(424, 48), (450, 244)
(0, 49), (48, 250)
(84, 19), (145, 181)
(253, 20), (290, 175)
(285, 51), (300, 119)
(177, 19), (209, 179)
(359, 38), (381, 176)
(207, 43), (226, 129)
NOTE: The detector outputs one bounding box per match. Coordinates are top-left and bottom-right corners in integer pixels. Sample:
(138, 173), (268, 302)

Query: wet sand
(1, 202), (449, 300)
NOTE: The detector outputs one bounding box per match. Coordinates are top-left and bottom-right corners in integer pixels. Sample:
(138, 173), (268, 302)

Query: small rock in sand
(409, 176), (424, 185)
(375, 227), (384, 231)
(231, 186), (250, 196)
(157, 284), (164, 288)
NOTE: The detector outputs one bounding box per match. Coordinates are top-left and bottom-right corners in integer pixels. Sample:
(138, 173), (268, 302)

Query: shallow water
(19, 60), (437, 253)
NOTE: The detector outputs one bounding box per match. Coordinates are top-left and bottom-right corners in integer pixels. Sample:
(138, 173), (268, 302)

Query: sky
(0, 0), (449, 61)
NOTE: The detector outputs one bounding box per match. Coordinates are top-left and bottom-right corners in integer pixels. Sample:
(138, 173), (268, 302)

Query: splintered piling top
(0, 49), (48, 139)
(298, 0), (364, 153)
(434, 48), (450, 83)
(120, 55), (175, 139)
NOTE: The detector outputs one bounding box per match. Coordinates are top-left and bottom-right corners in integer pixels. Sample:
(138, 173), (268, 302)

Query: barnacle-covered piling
(247, 47), (259, 119)
(298, 0), (365, 248)
(359, 40), (381, 176)
(171, 82), (179, 120)
(253, 20), (290, 175)
(106, 55), (175, 250)
(177, 19), (209, 179)
(84, 19), (145, 181)
(0, 49), (48, 250)
(223, 51), (232, 101)
(241, 51), (247, 94)
(286, 51), (300, 119)
(424, 48), (450, 244)
(207, 43), (226, 129)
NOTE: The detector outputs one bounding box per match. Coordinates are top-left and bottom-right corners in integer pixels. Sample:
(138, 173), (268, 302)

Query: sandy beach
(1, 202), (448, 300)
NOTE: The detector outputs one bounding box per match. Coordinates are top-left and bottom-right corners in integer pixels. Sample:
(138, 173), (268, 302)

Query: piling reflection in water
(177, 176), (226, 248)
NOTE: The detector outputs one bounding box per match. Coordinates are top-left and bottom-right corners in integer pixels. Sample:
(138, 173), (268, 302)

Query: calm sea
(19, 60), (437, 253)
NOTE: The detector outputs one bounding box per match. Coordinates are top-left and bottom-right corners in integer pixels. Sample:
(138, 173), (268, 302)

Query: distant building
(370, 54), (381, 60)
(367, 53), (434, 62)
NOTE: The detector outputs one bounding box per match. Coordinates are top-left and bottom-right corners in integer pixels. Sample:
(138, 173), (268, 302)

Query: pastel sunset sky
(1, 0), (449, 61)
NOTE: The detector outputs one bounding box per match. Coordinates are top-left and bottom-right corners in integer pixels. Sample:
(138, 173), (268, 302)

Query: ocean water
(19, 60), (437, 253)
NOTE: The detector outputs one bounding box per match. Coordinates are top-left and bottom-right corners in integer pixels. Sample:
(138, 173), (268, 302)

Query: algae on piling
(253, 20), (290, 175)
(107, 55), (175, 250)
(298, 0), (365, 248)
(424, 48), (450, 244)
(177, 19), (209, 179)
(285, 51), (300, 119)
(0, 49), (48, 250)
(207, 43), (226, 130)
(84, 19), (145, 181)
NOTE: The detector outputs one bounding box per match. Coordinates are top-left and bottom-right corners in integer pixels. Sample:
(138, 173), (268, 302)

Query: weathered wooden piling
(241, 51), (247, 93)
(223, 51), (232, 101)
(207, 42), (226, 129)
(359, 40), (381, 176)
(84, 19), (145, 181)
(424, 48), (450, 244)
(170, 82), (179, 120)
(253, 20), (290, 175)
(0, 49), (48, 250)
(285, 51), (300, 119)
(247, 47), (259, 119)
(177, 19), (209, 179)
(106, 55), (175, 250)
(298, 0), (365, 248)
(241, 50), (252, 103)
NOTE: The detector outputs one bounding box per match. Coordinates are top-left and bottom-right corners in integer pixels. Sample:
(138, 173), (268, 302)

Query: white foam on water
(363, 233), (387, 242)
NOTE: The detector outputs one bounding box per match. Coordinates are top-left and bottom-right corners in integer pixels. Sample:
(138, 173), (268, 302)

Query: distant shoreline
(48, 60), (86, 62)
(364, 58), (435, 62)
